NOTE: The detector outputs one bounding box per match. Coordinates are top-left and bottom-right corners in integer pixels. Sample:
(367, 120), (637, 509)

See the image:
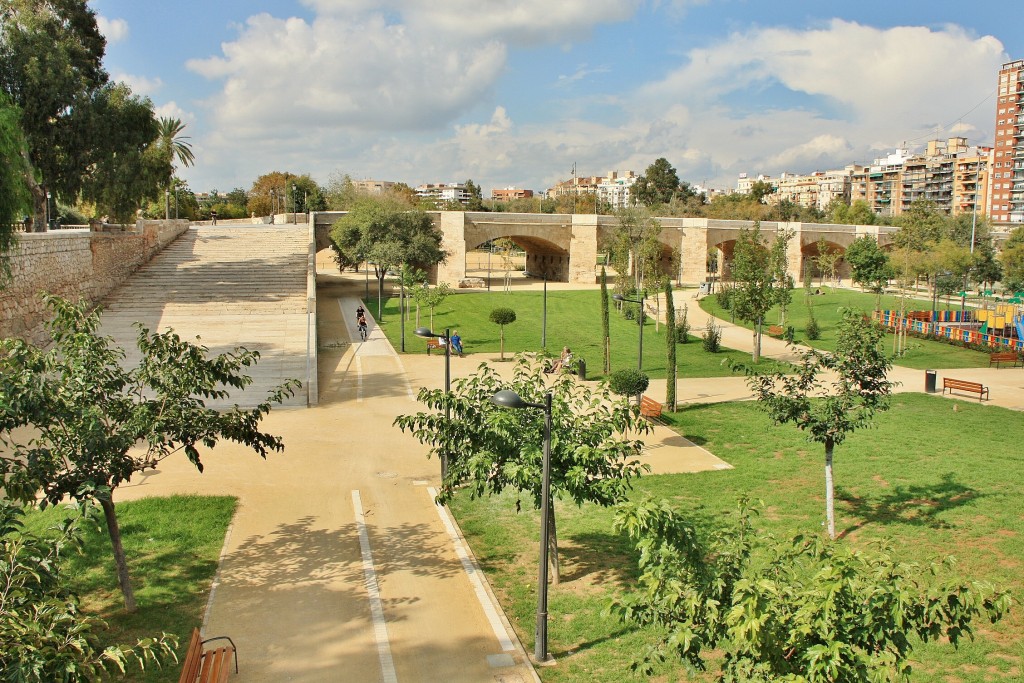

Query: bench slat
(179, 629), (204, 683)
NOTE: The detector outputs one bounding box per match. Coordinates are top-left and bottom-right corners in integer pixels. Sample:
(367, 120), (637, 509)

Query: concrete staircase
(98, 225), (311, 407)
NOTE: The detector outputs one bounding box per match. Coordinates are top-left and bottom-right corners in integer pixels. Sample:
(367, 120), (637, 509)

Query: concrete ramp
(98, 225), (311, 408)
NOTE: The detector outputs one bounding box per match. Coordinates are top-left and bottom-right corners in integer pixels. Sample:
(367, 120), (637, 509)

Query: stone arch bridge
(313, 211), (899, 287)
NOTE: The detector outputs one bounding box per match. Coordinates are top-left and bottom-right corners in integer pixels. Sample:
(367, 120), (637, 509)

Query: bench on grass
(989, 351), (1022, 368)
(178, 628), (237, 683)
(640, 395), (663, 422)
(426, 338), (444, 354)
(942, 377), (989, 401)
(767, 325), (784, 337)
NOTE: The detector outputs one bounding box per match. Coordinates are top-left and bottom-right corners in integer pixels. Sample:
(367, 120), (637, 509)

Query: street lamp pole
(45, 191), (51, 229)
(415, 327), (451, 481)
(165, 189), (170, 220)
(489, 389), (553, 664)
(292, 184), (297, 224)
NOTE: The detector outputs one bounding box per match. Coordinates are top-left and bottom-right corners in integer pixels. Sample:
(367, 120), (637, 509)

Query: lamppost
(45, 191), (51, 230)
(165, 189), (170, 220)
(292, 184), (297, 224)
(414, 327), (451, 481)
(489, 389), (554, 665)
(612, 292), (646, 370)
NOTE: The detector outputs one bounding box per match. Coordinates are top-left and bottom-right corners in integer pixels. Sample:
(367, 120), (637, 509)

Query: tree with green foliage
(0, 93), (29, 280)
(395, 353), (651, 583)
(730, 223), (792, 362)
(748, 179), (776, 204)
(464, 178), (485, 210)
(1000, 227), (1024, 294)
(489, 307), (516, 359)
(827, 198), (876, 225)
(634, 158), (681, 206)
(610, 497), (1010, 680)
(844, 235), (891, 311)
(608, 368), (650, 406)
(155, 116), (194, 184)
(600, 267), (611, 373)
(0, 296), (298, 612)
(664, 279), (677, 411)
(1, 500), (177, 681)
(610, 206), (662, 294)
(330, 196), (445, 317)
(739, 310), (893, 538)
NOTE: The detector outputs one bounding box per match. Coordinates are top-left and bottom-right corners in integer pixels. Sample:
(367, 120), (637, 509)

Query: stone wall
(0, 220), (190, 345)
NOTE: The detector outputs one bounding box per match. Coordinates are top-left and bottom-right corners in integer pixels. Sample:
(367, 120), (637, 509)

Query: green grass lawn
(368, 290), (787, 379)
(699, 287), (993, 370)
(23, 495), (236, 682)
(450, 394), (1024, 682)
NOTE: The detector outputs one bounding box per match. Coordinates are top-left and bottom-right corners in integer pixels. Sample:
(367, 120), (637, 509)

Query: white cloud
(114, 72), (163, 97)
(96, 15), (129, 43)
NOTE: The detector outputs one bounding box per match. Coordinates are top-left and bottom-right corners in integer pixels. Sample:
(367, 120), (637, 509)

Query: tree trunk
(752, 319), (762, 363)
(100, 496), (138, 613)
(824, 442), (835, 540)
(500, 328), (505, 359)
(548, 503), (560, 585)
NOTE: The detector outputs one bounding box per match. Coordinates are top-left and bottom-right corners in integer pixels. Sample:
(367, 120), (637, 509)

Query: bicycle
(358, 324), (368, 341)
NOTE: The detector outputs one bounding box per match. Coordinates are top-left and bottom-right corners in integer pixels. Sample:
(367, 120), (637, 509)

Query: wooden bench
(942, 377), (989, 401)
(989, 351), (1022, 368)
(639, 395), (663, 422)
(178, 628), (237, 683)
(767, 325), (784, 338)
(426, 338), (443, 354)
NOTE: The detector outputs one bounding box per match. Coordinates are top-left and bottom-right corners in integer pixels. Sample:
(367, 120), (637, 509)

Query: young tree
(395, 354), (651, 583)
(1, 500), (177, 680)
(330, 196), (446, 318)
(489, 307), (516, 359)
(610, 206), (662, 294)
(730, 223), (791, 362)
(739, 310), (894, 539)
(0, 296), (299, 612)
(0, 93), (29, 280)
(600, 267), (611, 373)
(422, 281), (452, 330)
(844, 235), (891, 311)
(610, 498), (1010, 680)
(664, 279), (677, 411)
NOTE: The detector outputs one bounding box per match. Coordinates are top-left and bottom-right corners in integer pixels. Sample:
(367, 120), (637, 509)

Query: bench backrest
(992, 352), (1017, 359)
(945, 379), (982, 389)
(179, 629), (204, 683)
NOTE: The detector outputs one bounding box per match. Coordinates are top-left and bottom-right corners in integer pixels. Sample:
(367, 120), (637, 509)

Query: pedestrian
(450, 330), (464, 357)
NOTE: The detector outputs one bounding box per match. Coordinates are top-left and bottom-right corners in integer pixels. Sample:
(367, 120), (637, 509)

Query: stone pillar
(436, 212), (467, 286)
(679, 222), (708, 286)
(569, 214), (598, 284)
(784, 222), (804, 284)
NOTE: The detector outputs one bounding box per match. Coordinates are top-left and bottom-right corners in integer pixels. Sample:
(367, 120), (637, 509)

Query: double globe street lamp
(489, 389), (554, 664)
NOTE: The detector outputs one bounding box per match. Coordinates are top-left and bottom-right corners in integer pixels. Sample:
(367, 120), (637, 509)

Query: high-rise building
(992, 59), (1024, 225)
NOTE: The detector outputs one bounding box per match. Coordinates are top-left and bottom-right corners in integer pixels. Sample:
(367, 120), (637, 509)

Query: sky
(89, 0), (1024, 197)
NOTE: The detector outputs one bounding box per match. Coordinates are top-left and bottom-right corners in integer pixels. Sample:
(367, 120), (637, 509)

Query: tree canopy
(0, 296), (298, 612)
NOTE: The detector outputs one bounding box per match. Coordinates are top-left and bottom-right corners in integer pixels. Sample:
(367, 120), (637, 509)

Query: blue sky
(90, 0), (1023, 197)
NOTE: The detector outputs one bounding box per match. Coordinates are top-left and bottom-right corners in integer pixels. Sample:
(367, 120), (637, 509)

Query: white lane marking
(352, 490), (399, 683)
(356, 356), (364, 402)
(200, 521), (234, 635)
(428, 487), (515, 652)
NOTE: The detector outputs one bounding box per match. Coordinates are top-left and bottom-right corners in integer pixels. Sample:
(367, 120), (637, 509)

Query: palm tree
(157, 117), (195, 173)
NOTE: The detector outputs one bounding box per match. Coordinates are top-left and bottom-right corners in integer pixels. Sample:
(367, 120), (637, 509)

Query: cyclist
(357, 314), (368, 341)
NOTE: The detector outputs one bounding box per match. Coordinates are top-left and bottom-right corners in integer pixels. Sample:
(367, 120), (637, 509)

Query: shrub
(608, 368), (650, 399)
(675, 306), (691, 344)
(805, 314), (821, 340)
(783, 325), (796, 343)
(717, 287), (733, 311)
(702, 318), (722, 353)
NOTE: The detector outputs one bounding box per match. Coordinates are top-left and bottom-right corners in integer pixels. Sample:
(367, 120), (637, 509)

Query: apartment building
(491, 187), (534, 202)
(772, 169), (854, 211)
(546, 170), (638, 209)
(991, 59), (1024, 225)
(351, 179), (398, 195)
(415, 182), (470, 205)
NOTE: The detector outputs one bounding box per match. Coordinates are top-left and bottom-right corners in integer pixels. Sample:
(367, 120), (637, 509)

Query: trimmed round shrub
(608, 368), (650, 398)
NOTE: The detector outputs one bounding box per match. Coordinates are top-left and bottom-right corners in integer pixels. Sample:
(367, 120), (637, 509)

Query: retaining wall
(0, 220), (190, 345)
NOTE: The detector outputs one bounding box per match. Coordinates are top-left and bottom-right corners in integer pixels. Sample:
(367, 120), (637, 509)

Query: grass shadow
(837, 472), (981, 538)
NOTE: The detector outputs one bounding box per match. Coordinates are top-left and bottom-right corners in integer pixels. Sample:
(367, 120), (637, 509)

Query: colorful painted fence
(873, 310), (1024, 351)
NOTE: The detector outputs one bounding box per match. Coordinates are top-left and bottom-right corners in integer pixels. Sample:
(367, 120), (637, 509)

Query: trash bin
(925, 369), (937, 393)
(577, 358), (586, 381)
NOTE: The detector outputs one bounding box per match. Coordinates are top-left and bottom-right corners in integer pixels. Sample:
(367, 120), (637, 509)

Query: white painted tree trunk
(825, 442), (835, 540)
